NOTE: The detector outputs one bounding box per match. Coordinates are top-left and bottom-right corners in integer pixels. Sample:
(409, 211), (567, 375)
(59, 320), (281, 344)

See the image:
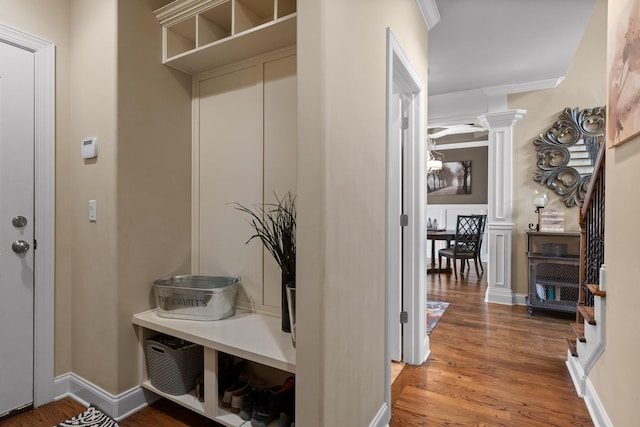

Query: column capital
(478, 109), (527, 129)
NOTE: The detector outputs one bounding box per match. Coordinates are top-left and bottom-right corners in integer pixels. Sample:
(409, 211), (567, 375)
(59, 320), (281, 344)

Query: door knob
(12, 240), (30, 254)
(12, 216), (28, 228)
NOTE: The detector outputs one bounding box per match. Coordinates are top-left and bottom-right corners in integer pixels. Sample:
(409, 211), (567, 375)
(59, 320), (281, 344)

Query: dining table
(427, 229), (455, 273)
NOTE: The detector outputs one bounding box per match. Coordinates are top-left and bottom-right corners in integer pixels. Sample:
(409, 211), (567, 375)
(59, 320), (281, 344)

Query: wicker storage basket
(145, 334), (203, 395)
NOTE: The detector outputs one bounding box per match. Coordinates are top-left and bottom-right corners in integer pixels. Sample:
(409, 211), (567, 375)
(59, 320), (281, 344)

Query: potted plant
(234, 192), (296, 332)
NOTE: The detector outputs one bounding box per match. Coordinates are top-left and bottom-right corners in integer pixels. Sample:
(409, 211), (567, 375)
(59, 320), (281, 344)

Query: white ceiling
(427, 0), (597, 97)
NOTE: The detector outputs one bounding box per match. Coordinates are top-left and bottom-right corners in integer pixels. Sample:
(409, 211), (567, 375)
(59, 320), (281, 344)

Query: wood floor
(390, 264), (593, 426)
(0, 398), (222, 427)
(1, 265), (593, 426)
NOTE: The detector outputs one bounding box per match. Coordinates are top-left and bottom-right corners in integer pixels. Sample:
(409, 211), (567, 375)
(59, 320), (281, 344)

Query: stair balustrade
(578, 140), (606, 320)
(565, 111), (607, 397)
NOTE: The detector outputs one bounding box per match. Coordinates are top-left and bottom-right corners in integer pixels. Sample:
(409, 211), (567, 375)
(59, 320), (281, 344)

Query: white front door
(0, 40), (35, 416)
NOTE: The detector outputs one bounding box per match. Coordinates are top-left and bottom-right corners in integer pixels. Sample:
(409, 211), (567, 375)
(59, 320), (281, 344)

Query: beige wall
(593, 138), (640, 426)
(69, 0), (191, 394)
(68, 0), (190, 394)
(508, 0), (607, 296)
(68, 0), (120, 392)
(0, 0), (74, 376)
(116, 0), (192, 392)
(297, 0), (428, 424)
(589, 0), (640, 424)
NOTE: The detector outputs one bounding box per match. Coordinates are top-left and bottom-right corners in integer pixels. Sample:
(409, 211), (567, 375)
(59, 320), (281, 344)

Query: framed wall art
(427, 161), (472, 195)
(607, 0), (640, 147)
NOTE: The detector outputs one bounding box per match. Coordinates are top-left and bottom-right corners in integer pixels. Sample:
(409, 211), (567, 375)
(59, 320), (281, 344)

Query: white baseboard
(565, 352), (586, 397)
(423, 334), (431, 365)
(583, 375), (613, 427)
(54, 373), (159, 421)
(513, 293), (527, 306)
(484, 291), (526, 307)
(369, 401), (391, 427)
(484, 286), (514, 305)
(565, 355), (612, 427)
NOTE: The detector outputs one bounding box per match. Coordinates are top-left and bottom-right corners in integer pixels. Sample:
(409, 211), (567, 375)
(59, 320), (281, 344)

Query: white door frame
(387, 89), (402, 362)
(0, 24), (55, 407)
(384, 27), (427, 410)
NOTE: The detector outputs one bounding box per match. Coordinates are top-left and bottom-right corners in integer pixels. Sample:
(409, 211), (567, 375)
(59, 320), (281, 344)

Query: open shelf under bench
(141, 379), (265, 426)
(133, 309), (296, 373)
(132, 310), (295, 426)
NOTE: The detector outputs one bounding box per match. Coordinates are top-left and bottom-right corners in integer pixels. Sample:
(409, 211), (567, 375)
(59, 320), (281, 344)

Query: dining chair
(438, 214), (485, 278)
(466, 214), (487, 275)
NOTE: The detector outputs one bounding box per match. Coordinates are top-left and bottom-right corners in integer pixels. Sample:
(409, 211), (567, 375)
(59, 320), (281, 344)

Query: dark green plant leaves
(233, 192), (296, 280)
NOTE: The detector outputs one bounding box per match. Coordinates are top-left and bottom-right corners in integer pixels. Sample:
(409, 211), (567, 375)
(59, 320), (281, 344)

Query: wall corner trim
(368, 401), (391, 427)
(54, 373), (159, 421)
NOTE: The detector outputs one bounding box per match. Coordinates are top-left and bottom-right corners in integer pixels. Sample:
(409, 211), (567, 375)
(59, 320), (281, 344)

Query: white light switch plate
(89, 200), (96, 222)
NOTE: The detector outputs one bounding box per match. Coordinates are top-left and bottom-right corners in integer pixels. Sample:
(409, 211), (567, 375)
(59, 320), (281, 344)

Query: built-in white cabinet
(138, 4), (298, 424)
(151, 0), (297, 335)
(192, 49), (297, 315)
(155, 0), (297, 74)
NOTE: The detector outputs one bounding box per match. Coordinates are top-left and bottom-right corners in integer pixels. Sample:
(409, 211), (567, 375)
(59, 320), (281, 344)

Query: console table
(526, 231), (581, 315)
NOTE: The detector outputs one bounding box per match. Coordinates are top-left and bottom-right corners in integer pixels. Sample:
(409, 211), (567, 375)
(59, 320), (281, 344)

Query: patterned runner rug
(56, 405), (120, 427)
(427, 301), (450, 335)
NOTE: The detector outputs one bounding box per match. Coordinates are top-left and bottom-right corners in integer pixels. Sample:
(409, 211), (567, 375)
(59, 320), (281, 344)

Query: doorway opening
(384, 27), (427, 419)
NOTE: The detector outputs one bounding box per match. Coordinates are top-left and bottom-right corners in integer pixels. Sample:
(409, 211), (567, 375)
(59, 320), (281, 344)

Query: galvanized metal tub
(153, 275), (239, 321)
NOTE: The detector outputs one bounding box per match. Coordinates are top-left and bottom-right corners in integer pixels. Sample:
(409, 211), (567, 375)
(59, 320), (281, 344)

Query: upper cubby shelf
(155, 0), (297, 75)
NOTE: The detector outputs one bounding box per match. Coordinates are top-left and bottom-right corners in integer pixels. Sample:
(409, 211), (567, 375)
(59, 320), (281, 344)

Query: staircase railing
(578, 141), (606, 313)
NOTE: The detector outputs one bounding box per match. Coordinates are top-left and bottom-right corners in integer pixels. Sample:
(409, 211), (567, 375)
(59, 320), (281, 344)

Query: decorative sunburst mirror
(533, 107), (606, 207)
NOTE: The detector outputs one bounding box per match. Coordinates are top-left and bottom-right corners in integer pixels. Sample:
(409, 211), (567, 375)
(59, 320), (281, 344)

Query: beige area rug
(391, 361), (405, 383)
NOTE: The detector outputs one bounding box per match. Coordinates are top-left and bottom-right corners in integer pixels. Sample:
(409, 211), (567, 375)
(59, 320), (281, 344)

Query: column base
(484, 286), (515, 305)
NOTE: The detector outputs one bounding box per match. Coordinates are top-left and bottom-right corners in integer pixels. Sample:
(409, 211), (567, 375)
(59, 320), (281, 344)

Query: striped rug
(56, 405), (120, 427)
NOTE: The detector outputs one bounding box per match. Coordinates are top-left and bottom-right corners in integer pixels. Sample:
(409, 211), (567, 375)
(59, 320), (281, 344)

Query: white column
(478, 110), (526, 305)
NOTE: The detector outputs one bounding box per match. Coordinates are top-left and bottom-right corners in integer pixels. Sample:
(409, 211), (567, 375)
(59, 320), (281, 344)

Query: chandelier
(427, 135), (443, 171)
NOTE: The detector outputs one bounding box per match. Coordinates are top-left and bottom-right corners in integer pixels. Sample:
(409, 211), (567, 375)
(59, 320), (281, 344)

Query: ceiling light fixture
(427, 135), (443, 171)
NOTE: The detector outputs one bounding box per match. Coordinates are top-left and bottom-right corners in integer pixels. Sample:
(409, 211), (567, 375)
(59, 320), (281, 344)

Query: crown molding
(482, 77), (565, 96)
(154, 0), (227, 25)
(416, 0), (440, 30)
(429, 77), (564, 126)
